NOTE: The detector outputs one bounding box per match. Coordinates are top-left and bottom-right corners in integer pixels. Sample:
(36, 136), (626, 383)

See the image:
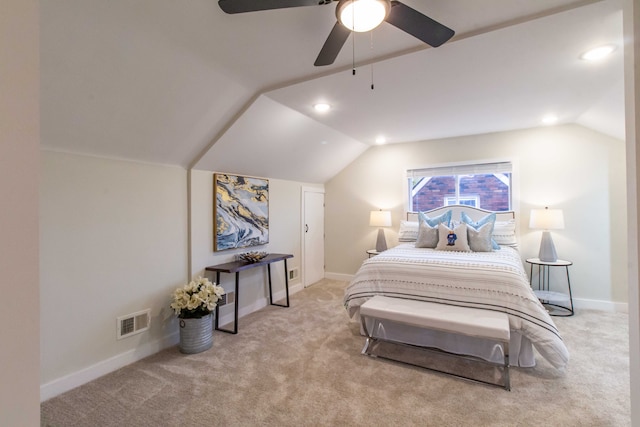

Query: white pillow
(398, 220), (419, 242)
(436, 223), (471, 252)
(492, 220), (517, 246)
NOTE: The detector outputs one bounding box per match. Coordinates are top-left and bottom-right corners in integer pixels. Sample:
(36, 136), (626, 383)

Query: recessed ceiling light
(313, 103), (331, 113)
(580, 44), (616, 61)
(542, 114), (558, 125)
(375, 135), (386, 144)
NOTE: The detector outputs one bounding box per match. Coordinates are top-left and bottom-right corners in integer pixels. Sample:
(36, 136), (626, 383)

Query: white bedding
(344, 243), (569, 369)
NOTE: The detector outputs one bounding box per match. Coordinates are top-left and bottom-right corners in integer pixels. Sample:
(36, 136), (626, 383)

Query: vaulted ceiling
(41, 0), (625, 183)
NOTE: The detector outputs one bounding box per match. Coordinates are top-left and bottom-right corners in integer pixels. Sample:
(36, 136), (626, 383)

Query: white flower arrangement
(170, 277), (225, 319)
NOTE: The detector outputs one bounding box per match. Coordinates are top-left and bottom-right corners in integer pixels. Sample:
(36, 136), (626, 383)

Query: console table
(205, 253), (293, 334)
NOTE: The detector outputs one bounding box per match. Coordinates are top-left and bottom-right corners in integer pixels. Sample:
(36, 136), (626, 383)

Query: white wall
(0, 0), (40, 424)
(623, 0), (640, 422)
(190, 169), (322, 323)
(40, 151), (188, 399)
(38, 158), (324, 400)
(325, 124), (627, 308)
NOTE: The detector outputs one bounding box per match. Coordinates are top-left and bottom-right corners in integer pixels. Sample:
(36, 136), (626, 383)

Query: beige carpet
(41, 279), (630, 426)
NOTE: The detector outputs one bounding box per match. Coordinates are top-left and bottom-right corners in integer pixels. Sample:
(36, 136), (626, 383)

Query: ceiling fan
(218, 0), (455, 66)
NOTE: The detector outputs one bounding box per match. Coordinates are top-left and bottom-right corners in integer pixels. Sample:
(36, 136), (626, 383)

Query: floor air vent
(117, 309), (150, 339)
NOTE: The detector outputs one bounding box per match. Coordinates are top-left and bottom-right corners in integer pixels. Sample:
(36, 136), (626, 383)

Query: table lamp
(370, 210), (392, 252)
(529, 207), (565, 262)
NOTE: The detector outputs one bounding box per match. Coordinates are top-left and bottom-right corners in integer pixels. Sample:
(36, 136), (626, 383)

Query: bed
(343, 205), (569, 369)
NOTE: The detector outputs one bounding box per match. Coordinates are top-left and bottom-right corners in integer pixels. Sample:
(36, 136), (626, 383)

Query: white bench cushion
(360, 296), (510, 342)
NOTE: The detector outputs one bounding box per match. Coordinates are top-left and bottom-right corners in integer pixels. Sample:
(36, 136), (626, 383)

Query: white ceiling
(41, 0), (625, 183)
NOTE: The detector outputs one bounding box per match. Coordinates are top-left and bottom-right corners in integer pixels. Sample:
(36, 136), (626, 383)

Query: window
(408, 162), (512, 212)
(444, 196), (479, 207)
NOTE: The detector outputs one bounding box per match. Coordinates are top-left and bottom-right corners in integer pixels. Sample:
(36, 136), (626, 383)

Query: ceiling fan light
(337, 0), (390, 33)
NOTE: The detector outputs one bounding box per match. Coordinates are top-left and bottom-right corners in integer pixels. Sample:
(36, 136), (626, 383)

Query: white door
(303, 189), (325, 287)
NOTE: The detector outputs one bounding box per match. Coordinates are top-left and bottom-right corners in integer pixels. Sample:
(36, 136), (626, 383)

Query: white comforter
(344, 243), (569, 369)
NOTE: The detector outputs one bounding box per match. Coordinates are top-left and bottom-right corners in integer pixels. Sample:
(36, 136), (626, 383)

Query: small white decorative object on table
(237, 251), (268, 263)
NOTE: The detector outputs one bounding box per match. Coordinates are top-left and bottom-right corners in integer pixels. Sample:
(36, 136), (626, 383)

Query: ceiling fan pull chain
(352, 0), (356, 75)
(370, 31), (375, 90)
(351, 34), (356, 75)
(371, 65), (374, 90)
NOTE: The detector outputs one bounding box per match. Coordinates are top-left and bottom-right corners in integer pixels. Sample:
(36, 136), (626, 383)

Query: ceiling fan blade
(385, 1), (454, 47)
(314, 22), (351, 66)
(218, 0), (324, 14)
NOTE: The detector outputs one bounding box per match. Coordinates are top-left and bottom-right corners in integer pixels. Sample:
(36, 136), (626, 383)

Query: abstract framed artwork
(213, 173), (269, 251)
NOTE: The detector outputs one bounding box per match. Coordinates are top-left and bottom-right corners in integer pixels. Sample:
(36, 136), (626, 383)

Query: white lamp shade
(529, 208), (565, 230)
(370, 210), (392, 227)
(337, 0), (390, 32)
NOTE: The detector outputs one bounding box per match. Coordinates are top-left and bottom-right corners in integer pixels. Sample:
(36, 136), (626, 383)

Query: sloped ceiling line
(188, 91), (261, 170)
(188, 0), (608, 179)
(42, 0), (623, 184)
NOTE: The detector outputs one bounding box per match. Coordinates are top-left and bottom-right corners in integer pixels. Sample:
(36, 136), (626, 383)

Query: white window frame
(444, 195), (479, 207)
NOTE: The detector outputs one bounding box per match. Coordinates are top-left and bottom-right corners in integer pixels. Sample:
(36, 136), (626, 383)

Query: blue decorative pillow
(418, 210), (452, 228)
(460, 211), (499, 250)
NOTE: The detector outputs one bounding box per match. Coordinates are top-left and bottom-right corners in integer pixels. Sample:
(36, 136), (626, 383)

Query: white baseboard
(40, 283), (304, 402)
(289, 282), (304, 298)
(573, 297), (628, 313)
(217, 283), (302, 326)
(324, 272), (354, 282)
(40, 332), (178, 402)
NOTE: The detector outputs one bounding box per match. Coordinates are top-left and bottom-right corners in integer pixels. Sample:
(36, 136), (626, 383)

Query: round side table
(526, 258), (574, 316)
(366, 249), (380, 258)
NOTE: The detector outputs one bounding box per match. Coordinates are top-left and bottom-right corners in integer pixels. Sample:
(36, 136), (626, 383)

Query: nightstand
(526, 258), (574, 316)
(366, 249), (380, 258)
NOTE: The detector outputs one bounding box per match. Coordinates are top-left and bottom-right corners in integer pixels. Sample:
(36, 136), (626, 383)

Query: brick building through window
(408, 162), (512, 212)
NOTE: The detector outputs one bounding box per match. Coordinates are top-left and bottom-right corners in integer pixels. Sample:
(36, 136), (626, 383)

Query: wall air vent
(218, 291), (235, 306)
(117, 309), (151, 340)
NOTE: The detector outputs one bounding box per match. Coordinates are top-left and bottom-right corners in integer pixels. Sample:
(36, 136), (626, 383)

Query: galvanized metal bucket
(179, 313), (213, 354)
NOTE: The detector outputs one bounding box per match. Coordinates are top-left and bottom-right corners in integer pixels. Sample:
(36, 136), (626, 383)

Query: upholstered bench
(359, 295), (511, 390)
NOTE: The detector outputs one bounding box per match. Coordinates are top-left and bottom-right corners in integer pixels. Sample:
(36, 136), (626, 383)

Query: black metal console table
(205, 253), (293, 334)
